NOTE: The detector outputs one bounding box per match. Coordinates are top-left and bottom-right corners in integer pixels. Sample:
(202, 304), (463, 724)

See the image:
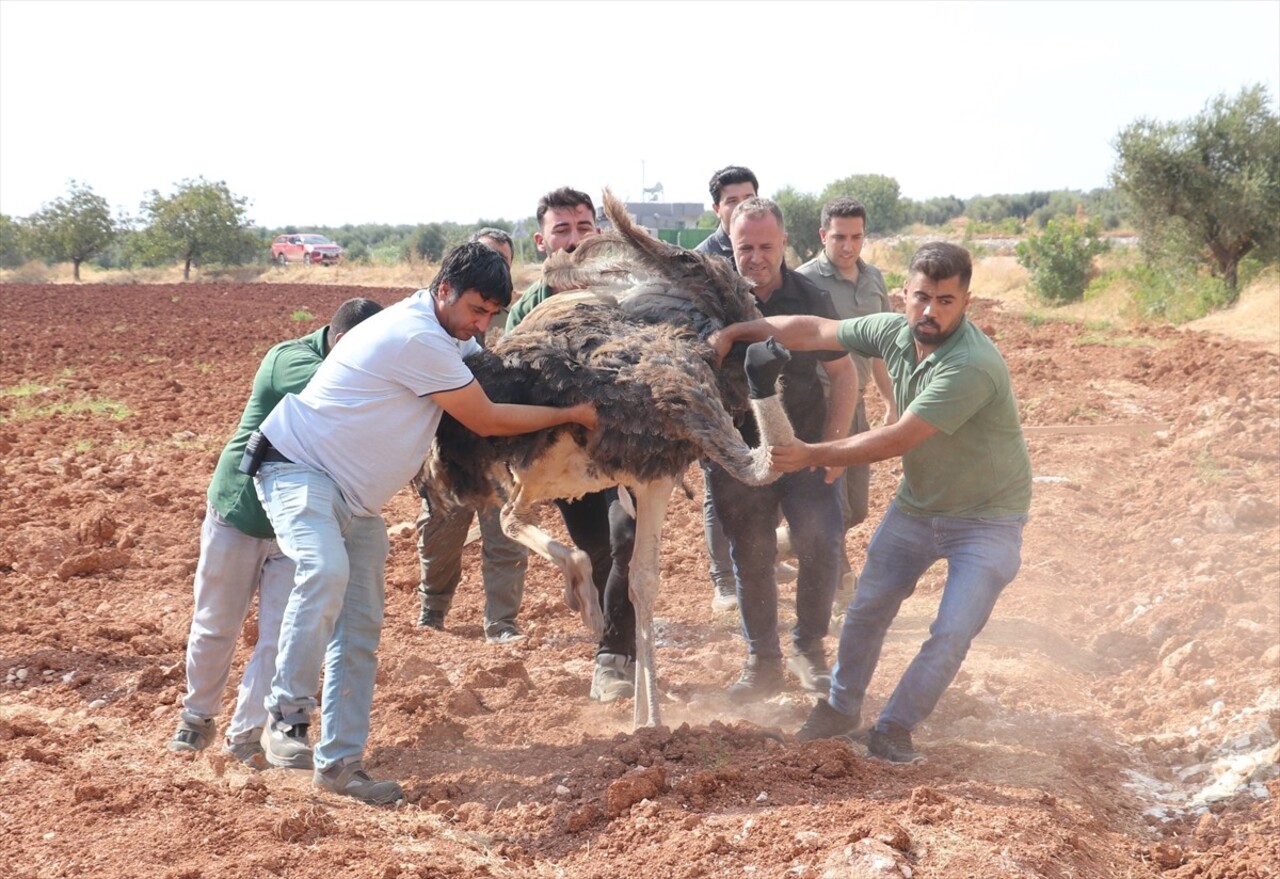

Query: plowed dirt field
(1, 282), (1276, 879)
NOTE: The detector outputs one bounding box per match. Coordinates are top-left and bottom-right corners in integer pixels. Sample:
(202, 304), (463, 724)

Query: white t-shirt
(261, 290), (481, 517)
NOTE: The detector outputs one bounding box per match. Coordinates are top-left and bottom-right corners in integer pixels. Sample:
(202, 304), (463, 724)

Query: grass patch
(0, 381), (132, 423)
(0, 382), (55, 398)
(1195, 450), (1225, 484)
(1071, 332), (1175, 350)
(1021, 310), (1060, 328)
(3, 397), (132, 423)
(291, 309), (315, 322)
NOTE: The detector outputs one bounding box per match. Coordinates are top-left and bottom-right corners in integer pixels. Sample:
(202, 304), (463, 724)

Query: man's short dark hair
(821, 196), (868, 229)
(535, 187), (595, 226)
(469, 227), (514, 250)
(429, 241), (513, 306)
(908, 242), (973, 290)
(708, 165), (759, 206)
(330, 297), (383, 336)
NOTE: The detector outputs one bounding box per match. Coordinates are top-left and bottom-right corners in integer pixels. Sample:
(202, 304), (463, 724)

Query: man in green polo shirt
(709, 241), (1031, 763)
(166, 298), (383, 763)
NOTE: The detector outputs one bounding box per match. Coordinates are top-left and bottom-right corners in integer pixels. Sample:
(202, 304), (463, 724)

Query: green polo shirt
(505, 280), (551, 332)
(796, 252), (890, 395)
(206, 326), (329, 538)
(836, 313), (1031, 518)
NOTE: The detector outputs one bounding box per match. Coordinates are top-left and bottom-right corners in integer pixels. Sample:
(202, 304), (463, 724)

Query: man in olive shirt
(796, 197), (897, 603)
(504, 187), (599, 331)
(167, 298), (383, 763)
(710, 242), (1031, 763)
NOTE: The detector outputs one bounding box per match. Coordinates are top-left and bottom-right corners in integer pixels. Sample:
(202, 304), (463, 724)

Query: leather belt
(262, 447), (293, 464)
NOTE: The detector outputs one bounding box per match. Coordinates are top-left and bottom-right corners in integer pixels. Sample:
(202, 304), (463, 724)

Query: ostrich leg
(499, 496), (604, 642)
(627, 477), (676, 729)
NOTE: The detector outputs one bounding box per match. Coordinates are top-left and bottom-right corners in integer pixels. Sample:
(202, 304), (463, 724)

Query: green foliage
(1117, 260), (1232, 323)
(291, 309), (315, 322)
(772, 186), (822, 262)
(1112, 84), (1280, 298)
(906, 196), (965, 227)
(406, 224), (447, 262)
(25, 181), (117, 280)
(696, 210), (719, 229)
(1015, 217), (1110, 304)
(135, 177), (255, 280)
(0, 213), (29, 268)
(820, 174), (906, 234)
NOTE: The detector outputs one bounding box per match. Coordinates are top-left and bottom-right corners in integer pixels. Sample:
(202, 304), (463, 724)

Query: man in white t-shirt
(254, 242), (596, 805)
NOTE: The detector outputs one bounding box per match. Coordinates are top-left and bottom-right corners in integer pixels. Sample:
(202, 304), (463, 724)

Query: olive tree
(0, 213), (29, 268)
(26, 181), (117, 281)
(136, 177), (254, 280)
(773, 186), (822, 262)
(1112, 84), (1280, 298)
(820, 174), (907, 235)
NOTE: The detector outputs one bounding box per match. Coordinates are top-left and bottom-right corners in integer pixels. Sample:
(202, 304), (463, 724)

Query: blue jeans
(256, 462), (389, 768)
(829, 503), (1026, 731)
(708, 464), (842, 662)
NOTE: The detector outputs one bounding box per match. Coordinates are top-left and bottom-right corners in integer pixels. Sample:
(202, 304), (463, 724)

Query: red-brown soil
(1, 282), (1276, 879)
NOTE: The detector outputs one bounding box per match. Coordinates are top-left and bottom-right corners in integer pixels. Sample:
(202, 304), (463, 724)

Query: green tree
(1112, 84), (1280, 298)
(0, 213), (29, 268)
(819, 174), (906, 234)
(26, 181), (117, 280)
(406, 223), (446, 262)
(136, 177), (254, 280)
(1016, 217), (1110, 304)
(772, 186), (822, 262)
(907, 196), (966, 227)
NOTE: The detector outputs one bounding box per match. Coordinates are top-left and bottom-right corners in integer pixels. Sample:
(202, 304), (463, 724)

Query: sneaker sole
(264, 750), (314, 770)
(590, 683), (635, 703)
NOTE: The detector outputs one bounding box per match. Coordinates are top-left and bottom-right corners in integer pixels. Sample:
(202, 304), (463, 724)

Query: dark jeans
(701, 458), (736, 590)
(555, 488), (635, 659)
(708, 463), (842, 662)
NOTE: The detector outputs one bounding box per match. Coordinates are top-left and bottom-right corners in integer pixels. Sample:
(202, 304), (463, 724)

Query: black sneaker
(261, 716), (313, 770)
(727, 656), (785, 704)
(867, 721), (924, 764)
(418, 609), (446, 631)
(796, 699), (863, 743)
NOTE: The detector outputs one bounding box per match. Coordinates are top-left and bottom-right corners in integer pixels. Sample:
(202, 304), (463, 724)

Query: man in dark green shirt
(711, 242), (1031, 764)
(167, 298), (383, 763)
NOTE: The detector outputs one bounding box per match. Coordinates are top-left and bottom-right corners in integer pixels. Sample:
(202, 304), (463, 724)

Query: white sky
(2, 0), (1277, 228)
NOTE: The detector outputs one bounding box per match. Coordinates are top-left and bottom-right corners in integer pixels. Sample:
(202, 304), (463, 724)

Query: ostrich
(424, 190), (795, 728)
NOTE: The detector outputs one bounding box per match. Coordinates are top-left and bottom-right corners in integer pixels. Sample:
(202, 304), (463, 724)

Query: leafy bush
(1016, 217), (1110, 304)
(1117, 262), (1232, 323)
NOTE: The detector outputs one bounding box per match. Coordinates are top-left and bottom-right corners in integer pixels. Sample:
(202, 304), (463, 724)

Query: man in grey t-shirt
(796, 197), (896, 605)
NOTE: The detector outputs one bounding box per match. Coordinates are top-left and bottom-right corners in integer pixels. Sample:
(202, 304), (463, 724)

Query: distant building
(597, 201), (714, 249)
(623, 202), (705, 231)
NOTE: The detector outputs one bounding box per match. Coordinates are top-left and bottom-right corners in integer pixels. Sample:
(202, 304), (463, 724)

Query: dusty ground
(1, 281), (1277, 879)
